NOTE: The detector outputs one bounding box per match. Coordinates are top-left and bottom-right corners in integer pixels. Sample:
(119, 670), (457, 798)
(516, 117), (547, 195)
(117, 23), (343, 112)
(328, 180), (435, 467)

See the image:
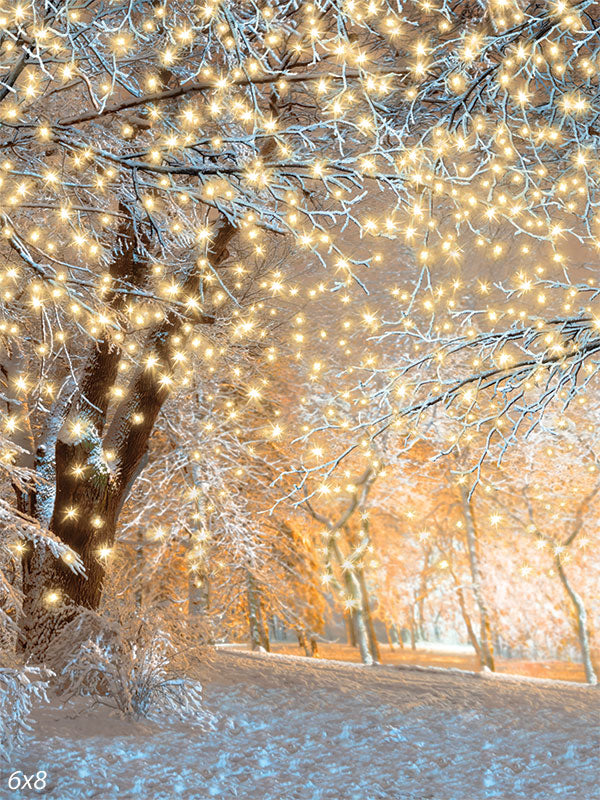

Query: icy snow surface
(3, 649), (599, 800)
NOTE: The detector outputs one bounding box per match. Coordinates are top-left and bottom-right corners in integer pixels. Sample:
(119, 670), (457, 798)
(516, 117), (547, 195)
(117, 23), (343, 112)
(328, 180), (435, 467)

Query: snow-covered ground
(3, 649), (598, 800)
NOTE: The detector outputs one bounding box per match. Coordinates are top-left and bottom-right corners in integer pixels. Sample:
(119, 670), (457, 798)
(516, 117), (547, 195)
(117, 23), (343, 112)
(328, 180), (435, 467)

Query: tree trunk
(344, 610), (357, 647)
(188, 565), (210, 619)
(384, 621), (401, 650)
(246, 571), (262, 651)
(455, 582), (482, 662)
(269, 615), (280, 642)
(296, 628), (310, 656)
(417, 596), (426, 641)
(556, 557), (597, 684)
(135, 528), (144, 610)
(20, 510), (120, 658)
(184, 462), (211, 626)
(409, 615), (416, 650)
(357, 568), (380, 663)
(256, 596), (270, 652)
(391, 622), (403, 649)
(342, 572), (372, 665)
(460, 487), (495, 671)
(16, 212), (237, 660)
(385, 622), (395, 651)
(330, 537), (372, 665)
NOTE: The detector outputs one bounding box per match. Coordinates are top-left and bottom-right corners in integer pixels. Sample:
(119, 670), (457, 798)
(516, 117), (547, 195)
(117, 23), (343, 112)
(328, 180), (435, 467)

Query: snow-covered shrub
(47, 609), (205, 721)
(0, 664), (52, 760)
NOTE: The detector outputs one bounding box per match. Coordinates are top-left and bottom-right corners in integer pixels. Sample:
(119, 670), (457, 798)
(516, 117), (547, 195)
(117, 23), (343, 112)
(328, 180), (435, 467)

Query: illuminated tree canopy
(0, 0), (595, 689)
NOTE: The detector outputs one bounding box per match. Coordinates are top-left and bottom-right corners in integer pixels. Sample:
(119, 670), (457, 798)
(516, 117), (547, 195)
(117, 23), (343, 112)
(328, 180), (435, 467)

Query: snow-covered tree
(0, 0), (414, 655)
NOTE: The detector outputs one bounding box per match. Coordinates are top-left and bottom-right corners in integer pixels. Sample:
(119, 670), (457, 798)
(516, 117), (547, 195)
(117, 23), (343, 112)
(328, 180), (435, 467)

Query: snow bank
(2, 649), (598, 799)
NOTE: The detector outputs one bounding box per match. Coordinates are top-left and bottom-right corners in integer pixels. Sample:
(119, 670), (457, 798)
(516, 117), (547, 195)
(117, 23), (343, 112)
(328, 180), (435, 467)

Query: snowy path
(4, 649), (599, 800)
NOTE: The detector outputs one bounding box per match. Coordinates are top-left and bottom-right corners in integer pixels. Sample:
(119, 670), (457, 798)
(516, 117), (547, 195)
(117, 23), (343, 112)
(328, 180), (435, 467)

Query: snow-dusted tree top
(0, 0), (596, 471)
